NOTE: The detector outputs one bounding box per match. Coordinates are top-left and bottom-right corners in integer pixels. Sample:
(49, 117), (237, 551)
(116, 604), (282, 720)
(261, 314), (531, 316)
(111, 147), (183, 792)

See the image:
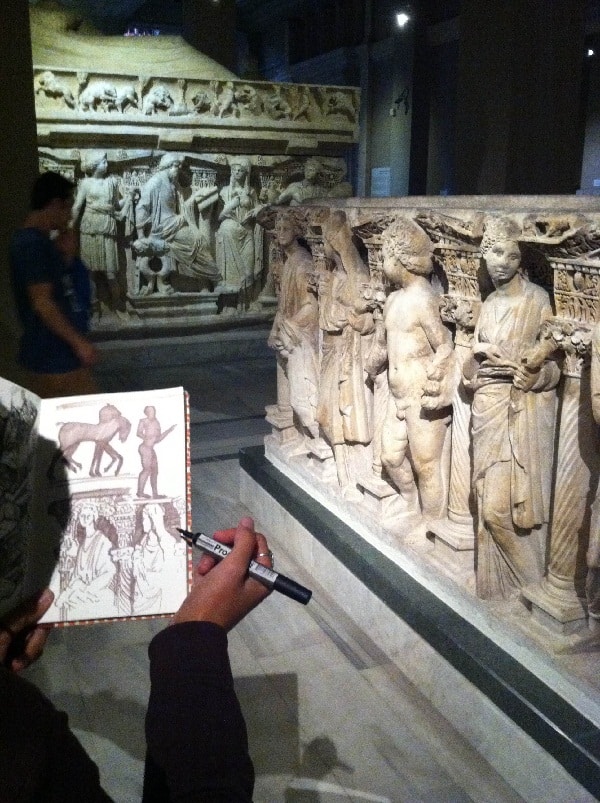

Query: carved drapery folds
(264, 199), (600, 638)
(38, 149), (353, 324)
(33, 56), (359, 328)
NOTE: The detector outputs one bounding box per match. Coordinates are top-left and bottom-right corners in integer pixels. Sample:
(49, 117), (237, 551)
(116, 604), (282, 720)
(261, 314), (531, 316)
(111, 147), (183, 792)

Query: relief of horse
(48, 404), (132, 480)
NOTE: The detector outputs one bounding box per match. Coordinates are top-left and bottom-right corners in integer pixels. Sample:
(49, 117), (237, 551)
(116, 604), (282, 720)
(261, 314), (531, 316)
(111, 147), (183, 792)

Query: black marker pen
(178, 529), (312, 605)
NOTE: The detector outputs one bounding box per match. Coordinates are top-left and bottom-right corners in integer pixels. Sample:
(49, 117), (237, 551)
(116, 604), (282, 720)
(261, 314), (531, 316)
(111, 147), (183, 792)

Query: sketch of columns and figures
(46, 495), (187, 621)
(22, 385), (192, 625)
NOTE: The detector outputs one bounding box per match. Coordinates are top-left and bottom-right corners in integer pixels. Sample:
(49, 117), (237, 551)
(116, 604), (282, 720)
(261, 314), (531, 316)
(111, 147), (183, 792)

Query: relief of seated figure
(364, 218), (456, 522)
(462, 219), (560, 600)
(135, 152), (220, 294)
(275, 158), (351, 207)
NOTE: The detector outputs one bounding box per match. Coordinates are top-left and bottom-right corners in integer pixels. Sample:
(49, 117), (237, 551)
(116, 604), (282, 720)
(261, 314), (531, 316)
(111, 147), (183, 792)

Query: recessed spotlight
(588, 48), (595, 57)
(396, 12), (411, 28)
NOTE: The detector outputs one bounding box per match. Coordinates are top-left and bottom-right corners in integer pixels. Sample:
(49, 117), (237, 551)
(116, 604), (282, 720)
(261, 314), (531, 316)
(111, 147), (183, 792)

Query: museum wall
(580, 39), (600, 195)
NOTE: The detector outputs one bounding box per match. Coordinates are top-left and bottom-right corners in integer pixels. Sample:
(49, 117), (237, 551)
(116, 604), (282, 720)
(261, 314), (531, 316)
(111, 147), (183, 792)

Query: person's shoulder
(143, 173), (161, 190)
(9, 228), (54, 274)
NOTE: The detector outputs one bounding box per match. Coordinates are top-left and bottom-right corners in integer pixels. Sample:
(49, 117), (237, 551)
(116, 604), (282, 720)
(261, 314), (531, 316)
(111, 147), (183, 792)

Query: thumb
(5, 589), (54, 634)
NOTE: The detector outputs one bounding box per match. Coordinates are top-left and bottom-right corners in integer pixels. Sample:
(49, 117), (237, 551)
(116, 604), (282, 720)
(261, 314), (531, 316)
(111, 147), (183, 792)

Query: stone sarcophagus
(30, 4), (358, 331)
(261, 195), (600, 644)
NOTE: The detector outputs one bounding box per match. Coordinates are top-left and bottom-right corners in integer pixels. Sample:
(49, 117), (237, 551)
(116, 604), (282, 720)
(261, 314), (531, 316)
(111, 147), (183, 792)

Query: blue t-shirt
(9, 228), (92, 373)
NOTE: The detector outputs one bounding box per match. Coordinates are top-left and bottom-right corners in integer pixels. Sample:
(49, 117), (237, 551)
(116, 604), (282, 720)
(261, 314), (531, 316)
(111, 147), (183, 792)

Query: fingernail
(239, 516), (254, 529)
(38, 589), (54, 605)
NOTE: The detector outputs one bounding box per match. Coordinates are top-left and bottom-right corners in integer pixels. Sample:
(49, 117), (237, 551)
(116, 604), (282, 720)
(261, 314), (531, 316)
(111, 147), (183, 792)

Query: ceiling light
(396, 12), (411, 28)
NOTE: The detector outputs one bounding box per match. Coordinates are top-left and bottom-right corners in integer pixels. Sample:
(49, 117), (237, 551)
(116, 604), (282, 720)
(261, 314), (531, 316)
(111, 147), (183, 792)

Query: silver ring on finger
(258, 550), (274, 568)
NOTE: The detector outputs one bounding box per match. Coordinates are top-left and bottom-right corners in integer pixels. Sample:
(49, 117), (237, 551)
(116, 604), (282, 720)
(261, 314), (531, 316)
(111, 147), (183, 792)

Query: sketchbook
(0, 377), (190, 625)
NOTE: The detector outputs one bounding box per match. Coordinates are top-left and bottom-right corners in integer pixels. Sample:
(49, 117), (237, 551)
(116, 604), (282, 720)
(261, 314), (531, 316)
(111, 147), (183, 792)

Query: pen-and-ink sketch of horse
(48, 404), (132, 480)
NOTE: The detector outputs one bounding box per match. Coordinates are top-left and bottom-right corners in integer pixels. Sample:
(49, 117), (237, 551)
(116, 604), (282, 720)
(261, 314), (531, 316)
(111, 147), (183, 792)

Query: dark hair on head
(30, 171), (75, 211)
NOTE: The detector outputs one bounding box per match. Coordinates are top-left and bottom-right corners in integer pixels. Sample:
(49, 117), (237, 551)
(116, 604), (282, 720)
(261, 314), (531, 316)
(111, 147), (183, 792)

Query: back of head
(31, 171), (74, 211)
(383, 217), (433, 276)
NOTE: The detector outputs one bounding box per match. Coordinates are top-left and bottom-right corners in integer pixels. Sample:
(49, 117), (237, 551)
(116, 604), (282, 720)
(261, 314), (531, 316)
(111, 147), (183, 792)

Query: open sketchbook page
(31, 385), (190, 625)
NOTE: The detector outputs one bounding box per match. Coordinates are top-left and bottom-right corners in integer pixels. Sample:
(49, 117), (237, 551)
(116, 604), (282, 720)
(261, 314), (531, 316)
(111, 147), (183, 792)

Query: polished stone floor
(27, 327), (526, 802)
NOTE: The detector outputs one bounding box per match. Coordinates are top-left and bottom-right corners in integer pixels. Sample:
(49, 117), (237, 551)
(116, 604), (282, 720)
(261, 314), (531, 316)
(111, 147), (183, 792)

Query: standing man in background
(9, 171), (98, 399)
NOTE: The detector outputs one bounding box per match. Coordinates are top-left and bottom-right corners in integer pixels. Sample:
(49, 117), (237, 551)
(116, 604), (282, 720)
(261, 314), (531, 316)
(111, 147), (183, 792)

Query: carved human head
(304, 157), (325, 182)
(158, 153), (183, 173)
(484, 239), (522, 287)
(82, 151), (108, 176)
(77, 503), (97, 529)
(229, 157), (251, 185)
(275, 210), (304, 246)
(381, 218), (433, 280)
(480, 216), (521, 256)
(481, 217), (523, 286)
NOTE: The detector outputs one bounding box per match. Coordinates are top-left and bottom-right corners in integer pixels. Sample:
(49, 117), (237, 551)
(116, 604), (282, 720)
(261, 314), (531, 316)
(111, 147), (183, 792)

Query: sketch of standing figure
(136, 406), (176, 498)
(53, 503), (118, 621)
(132, 502), (186, 614)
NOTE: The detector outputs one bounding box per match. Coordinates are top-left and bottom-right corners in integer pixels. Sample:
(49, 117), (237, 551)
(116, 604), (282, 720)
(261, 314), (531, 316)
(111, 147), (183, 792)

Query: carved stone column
(352, 233), (400, 518)
(428, 244), (481, 568)
(522, 319), (597, 634)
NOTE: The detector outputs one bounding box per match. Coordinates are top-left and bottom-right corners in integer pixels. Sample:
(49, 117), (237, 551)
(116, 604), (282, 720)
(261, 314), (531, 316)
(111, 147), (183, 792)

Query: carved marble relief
(264, 200), (600, 638)
(39, 150), (352, 326)
(34, 68), (359, 137)
(33, 50), (359, 329)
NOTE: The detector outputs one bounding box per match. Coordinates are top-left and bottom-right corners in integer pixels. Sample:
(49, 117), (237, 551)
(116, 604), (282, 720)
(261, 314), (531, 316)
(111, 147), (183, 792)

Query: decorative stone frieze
(34, 67), (359, 153)
(264, 196), (600, 645)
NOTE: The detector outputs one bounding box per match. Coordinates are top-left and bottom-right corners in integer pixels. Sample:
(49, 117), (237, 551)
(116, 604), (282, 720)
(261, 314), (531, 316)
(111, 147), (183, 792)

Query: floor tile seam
(234, 624), (334, 665)
(189, 412), (268, 426)
(240, 530), (396, 671)
(95, 330), (272, 353)
(357, 666), (525, 801)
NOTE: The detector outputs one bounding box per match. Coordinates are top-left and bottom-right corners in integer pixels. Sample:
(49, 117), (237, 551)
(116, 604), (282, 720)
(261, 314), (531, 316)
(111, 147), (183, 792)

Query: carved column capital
(539, 318), (593, 378)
